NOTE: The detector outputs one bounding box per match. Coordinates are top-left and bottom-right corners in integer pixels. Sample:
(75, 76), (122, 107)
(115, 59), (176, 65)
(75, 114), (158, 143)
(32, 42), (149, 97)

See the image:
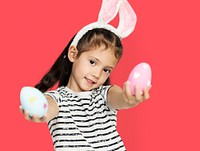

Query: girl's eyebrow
(90, 56), (114, 69)
(105, 65), (114, 70)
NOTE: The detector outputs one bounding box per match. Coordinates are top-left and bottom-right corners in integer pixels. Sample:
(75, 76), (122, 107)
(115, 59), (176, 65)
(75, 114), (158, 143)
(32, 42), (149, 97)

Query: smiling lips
(85, 77), (97, 85)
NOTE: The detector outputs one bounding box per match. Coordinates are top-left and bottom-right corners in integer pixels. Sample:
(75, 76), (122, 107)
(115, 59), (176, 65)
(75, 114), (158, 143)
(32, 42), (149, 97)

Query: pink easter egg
(128, 62), (152, 95)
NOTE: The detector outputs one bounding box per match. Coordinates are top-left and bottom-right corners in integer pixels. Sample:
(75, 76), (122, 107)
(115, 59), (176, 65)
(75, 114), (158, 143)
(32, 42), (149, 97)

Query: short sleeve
(44, 90), (61, 106)
(100, 85), (117, 112)
(100, 85), (111, 100)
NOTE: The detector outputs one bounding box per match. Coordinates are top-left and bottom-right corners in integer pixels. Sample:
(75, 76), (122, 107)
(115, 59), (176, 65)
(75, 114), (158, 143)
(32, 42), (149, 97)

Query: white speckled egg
(20, 86), (48, 117)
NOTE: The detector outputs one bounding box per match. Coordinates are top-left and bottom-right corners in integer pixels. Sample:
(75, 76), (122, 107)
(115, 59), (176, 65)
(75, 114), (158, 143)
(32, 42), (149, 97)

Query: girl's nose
(92, 68), (102, 79)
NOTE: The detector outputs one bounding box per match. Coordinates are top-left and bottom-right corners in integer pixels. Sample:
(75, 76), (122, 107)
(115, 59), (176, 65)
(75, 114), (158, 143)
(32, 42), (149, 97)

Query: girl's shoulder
(94, 85), (111, 95)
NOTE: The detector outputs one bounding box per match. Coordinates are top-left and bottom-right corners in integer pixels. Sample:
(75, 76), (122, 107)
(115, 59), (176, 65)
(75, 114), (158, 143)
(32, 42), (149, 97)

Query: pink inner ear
(117, 0), (137, 38)
(98, 0), (120, 23)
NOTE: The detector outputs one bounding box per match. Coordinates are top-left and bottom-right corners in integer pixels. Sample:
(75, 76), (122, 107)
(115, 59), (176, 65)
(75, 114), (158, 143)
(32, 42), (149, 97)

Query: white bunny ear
(98, 0), (121, 23)
(71, 0), (137, 47)
(117, 0), (137, 38)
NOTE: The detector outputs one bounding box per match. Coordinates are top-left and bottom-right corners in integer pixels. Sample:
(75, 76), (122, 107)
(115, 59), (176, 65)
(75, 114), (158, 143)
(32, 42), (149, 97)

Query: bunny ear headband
(71, 0), (137, 46)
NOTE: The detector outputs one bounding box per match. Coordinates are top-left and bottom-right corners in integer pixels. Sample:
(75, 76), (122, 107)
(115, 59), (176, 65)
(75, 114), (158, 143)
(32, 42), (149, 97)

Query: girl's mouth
(85, 77), (96, 85)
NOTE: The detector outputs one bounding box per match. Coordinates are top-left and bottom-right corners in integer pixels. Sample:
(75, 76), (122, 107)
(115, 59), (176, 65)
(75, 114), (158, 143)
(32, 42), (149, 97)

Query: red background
(0, 0), (200, 150)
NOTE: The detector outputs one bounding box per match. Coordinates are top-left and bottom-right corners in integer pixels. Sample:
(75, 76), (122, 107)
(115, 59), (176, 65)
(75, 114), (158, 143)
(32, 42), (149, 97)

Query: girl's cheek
(102, 73), (110, 81)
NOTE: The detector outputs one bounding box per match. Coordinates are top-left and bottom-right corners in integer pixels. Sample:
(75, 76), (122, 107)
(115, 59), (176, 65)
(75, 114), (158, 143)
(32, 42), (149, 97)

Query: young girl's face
(68, 45), (119, 92)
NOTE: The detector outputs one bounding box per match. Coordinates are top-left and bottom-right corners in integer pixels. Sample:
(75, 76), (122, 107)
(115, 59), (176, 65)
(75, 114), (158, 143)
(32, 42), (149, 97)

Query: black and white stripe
(45, 86), (126, 151)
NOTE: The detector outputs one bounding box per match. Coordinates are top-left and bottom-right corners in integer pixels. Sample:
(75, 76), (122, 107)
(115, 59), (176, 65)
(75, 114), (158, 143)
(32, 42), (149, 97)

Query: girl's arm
(19, 95), (59, 123)
(107, 81), (151, 110)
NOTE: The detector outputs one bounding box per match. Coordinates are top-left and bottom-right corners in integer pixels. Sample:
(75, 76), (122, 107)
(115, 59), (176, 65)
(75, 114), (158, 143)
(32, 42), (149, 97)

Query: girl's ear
(68, 46), (78, 62)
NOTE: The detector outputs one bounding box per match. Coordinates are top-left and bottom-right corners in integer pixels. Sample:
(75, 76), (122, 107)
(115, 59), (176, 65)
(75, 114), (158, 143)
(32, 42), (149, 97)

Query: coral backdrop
(0, 0), (199, 150)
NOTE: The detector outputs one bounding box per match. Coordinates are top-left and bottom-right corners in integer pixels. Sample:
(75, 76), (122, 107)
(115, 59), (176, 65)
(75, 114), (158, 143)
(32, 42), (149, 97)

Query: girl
(20, 28), (150, 150)
(20, 0), (151, 150)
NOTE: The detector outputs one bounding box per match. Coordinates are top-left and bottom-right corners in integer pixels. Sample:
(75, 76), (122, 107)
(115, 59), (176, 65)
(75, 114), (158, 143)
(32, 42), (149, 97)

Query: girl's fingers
(135, 86), (142, 103)
(19, 106), (31, 121)
(19, 106), (24, 114)
(143, 87), (150, 100)
(24, 110), (32, 121)
(31, 115), (39, 122)
(40, 115), (48, 122)
(32, 115), (47, 123)
(124, 82), (135, 104)
(147, 85), (152, 93)
(122, 82), (129, 101)
(20, 105), (47, 122)
(125, 81), (133, 97)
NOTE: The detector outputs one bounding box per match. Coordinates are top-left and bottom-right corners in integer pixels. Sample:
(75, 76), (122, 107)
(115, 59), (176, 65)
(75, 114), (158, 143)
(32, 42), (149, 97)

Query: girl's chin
(81, 83), (100, 91)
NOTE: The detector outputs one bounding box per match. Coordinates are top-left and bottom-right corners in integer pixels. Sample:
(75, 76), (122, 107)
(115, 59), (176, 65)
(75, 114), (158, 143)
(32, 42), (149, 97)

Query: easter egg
(20, 86), (48, 117)
(128, 62), (152, 95)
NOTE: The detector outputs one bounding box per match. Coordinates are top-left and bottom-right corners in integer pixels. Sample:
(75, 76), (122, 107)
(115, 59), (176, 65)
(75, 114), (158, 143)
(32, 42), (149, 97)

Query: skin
(20, 45), (151, 123)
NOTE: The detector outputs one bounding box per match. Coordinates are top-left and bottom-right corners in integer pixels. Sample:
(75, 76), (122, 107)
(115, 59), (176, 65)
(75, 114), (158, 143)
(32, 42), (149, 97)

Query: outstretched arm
(19, 95), (59, 123)
(107, 81), (151, 110)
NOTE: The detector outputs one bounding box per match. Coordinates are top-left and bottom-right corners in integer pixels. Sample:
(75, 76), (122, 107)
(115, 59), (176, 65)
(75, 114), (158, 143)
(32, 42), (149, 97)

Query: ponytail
(35, 37), (74, 92)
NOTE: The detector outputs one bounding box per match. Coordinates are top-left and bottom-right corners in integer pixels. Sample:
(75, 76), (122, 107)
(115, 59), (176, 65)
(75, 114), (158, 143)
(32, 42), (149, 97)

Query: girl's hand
(19, 106), (48, 123)
(123, 81), (151, 107)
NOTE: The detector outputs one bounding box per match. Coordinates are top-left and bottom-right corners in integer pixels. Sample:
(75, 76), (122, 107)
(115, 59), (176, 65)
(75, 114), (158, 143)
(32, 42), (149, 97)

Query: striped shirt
(45, 86), (126, 151)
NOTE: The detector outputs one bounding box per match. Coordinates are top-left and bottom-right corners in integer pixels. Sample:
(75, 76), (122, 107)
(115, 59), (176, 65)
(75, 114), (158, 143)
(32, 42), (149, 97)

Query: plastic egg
(128, 62), (152, 95)
(20, 86), (48, 117)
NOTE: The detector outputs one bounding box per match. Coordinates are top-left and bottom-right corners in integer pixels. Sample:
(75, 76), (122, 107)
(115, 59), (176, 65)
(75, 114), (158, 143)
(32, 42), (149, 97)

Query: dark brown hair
(35, 28), (123, 92)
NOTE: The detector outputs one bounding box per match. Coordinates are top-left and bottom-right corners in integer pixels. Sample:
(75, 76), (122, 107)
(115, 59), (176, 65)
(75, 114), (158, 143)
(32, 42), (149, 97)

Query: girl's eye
(104, 68), (111, 74)
(90, 60), (96, 65)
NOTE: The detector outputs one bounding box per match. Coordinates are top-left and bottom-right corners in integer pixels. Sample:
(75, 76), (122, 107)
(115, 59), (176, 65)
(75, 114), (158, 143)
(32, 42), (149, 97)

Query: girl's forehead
(88, 46), (113, 55)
